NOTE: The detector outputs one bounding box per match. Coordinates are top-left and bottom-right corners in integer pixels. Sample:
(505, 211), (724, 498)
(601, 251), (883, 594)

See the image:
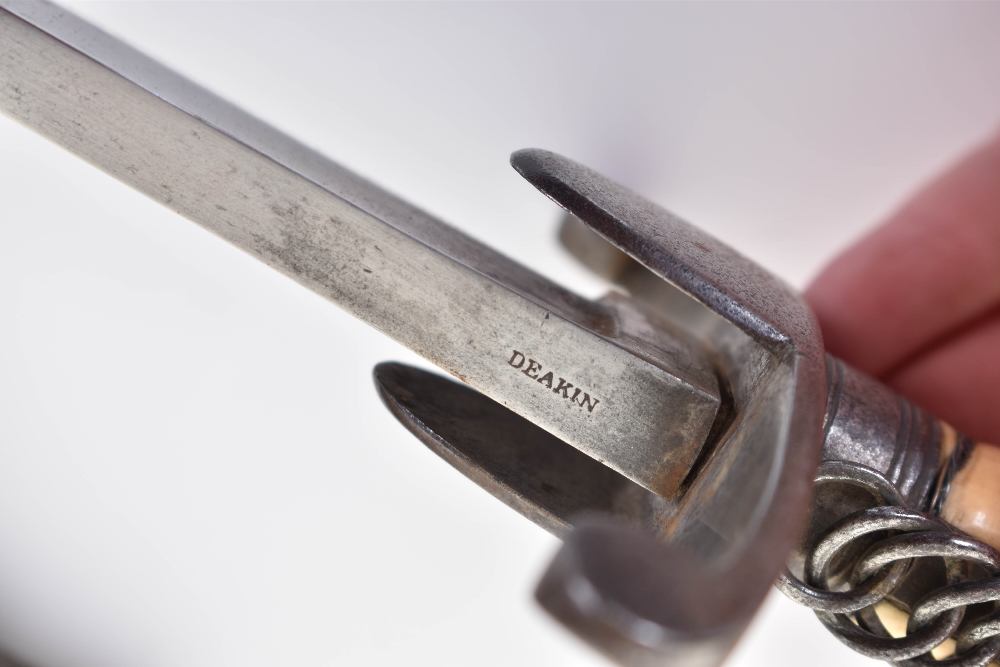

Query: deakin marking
(507, 350), (600, 413)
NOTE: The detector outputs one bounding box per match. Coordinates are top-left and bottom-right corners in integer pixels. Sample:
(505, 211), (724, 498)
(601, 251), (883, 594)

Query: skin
(806, 129), (1000, 444)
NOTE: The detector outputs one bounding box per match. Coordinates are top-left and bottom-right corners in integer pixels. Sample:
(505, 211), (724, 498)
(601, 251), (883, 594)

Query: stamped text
(507, 350), (600, 413)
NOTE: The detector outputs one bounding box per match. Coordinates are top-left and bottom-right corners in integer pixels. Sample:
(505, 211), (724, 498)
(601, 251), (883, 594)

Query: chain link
(777, 463), (1000, 666)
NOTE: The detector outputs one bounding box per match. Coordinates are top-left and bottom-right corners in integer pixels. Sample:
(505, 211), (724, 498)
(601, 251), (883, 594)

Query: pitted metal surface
(4, 4), (995, 667)
(451, 150), (829, 666)
(374, 149), (830, 666)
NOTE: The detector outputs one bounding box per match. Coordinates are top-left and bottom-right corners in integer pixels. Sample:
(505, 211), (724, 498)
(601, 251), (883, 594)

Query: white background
(1, 2), (1000, 666)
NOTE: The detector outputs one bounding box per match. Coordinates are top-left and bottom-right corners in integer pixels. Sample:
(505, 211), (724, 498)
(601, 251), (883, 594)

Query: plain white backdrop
(1, 2), (1000, 666)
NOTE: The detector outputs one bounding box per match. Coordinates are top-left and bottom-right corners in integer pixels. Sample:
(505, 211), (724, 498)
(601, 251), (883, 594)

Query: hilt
(780, 357), (1000, 664)
(376, 150), (998, 667)
(380, 150), (831, 667)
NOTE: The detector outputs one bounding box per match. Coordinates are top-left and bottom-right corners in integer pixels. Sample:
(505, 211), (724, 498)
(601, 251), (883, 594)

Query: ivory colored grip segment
(940, 442), (1000, 552)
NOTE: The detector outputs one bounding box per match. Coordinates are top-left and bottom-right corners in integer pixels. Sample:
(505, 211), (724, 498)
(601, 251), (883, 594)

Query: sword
(3, 4), (1000, 667)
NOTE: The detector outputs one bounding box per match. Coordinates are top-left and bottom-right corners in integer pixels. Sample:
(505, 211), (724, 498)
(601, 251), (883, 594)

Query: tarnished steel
(374, 146), (831, 664)
(5, 4), (1000, 667)
(821, 357), (942, 509)
(777, 461), (1000, 667)
(373, 361), (663, 538)
(0, 1), (721, 500)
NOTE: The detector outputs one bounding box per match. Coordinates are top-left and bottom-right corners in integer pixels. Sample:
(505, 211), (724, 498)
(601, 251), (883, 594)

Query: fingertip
(806, 132), (1000, 376)
(885, 309), (1000, 444)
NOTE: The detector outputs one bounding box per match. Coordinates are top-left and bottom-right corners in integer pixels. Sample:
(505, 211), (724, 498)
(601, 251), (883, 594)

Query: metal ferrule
(820, 355), (943, 511)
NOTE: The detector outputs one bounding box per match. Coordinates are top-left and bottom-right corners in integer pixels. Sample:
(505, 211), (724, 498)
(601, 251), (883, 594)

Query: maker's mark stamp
(507, 350), (600, 413)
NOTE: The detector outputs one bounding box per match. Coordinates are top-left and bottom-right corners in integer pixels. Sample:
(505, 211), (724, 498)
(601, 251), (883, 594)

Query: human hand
(806, 131), (1000, 445)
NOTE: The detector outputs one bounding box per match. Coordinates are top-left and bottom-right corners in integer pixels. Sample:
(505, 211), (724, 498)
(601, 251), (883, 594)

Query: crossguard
(376, 149), (1000, 667)
(377, 149), (828, 666)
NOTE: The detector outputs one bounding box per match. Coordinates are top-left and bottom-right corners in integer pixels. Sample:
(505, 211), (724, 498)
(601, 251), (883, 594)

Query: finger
(885, 307), (1000, 444)
(805, 130), (1000, 376)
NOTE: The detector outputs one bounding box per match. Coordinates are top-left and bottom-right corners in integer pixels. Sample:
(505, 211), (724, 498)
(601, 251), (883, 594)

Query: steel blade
(0, 1), (721, 498)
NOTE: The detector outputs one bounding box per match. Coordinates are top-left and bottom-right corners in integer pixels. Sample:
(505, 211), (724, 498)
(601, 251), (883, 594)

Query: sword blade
(0, 1), (720, 498)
